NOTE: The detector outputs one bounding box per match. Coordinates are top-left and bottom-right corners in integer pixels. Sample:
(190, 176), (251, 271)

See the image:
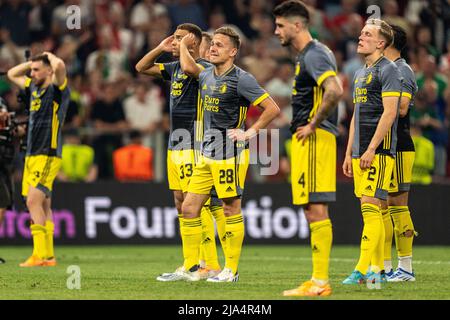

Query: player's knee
(222, 202), (240, 216)
(304, 211), (326, 224)
(173, 192), (184, 213)
(174, 200), (183, 214)
(403, 230), (414, 238)
(26, 196), (41, 210)
(181, 202), (199, 219)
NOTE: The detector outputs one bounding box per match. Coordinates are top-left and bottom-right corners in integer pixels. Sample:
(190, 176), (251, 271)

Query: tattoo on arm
(312, 76), (343, 126)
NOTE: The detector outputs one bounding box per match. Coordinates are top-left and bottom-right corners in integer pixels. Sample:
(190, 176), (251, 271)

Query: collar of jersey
(32, 86), (47, 98)
(214, 65), (236, 78)
(298, 39), (316, 56)
(365, 55), (384, 69)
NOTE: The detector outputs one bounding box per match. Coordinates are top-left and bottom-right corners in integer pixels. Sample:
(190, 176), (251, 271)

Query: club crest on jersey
(295, 63), (300, 75)
(366, 72), (373, 84)
(30, 99), (41, 111)
(219, 83), (227, 94)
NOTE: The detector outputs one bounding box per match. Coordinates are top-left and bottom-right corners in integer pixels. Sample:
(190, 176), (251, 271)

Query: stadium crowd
(0, 0), (449, 183)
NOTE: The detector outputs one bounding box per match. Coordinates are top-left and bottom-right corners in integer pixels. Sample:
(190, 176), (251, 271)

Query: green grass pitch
(0, 245), (449, 300)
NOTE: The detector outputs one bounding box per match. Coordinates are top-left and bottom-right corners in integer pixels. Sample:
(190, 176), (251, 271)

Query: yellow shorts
(167, 149), (195, 192)
(188, 149), (250, 199)
(389, 151), (415, 193)
(22, 155), (62, 197)
(291, 128), (336, 205)
(352, 154), (395, 200)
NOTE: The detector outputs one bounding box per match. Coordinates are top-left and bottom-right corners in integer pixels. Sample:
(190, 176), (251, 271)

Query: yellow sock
(383, 208), (393, 263)
(211, 205), (227, 257)
(30, 224), (47, 260)
(355, 203), (382, 274)
(310, 219), (332, 282)
(178, 213), (184, 236)
(45, 220), (55, 259)
(371, 209), (386, 272)
(391, 206), (415, 257)
(30, 221), (37, 257)
(224, 213), (245, 274)
(200, 206), (220, 270)
(181, 217), (202, 270)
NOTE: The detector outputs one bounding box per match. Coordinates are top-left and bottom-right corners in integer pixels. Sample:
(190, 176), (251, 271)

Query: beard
(33, 78), (45, 87)
(280, 36), (292, 47)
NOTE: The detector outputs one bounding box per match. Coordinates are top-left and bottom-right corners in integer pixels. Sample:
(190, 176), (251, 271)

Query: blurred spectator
(326, 0), (358, 43)
(58, 129), (97, 182)
(382, 0), (411, 37)
(91, 81), (129, 179)
(411, 86), (447, 177)
(130, 0), (168, 55)
(0, 0), (31, 46)
(207, 9), (227, 34)
(0, 28), (24, 68)
(335, 13), (363, 61)
(411, 124), (435, 185)
(416, 54), (449, 129)
(63, 74), (85, 131)
(415, 26), (440, 58)
(86, 25), (128, 82)
(241, 38), (277, 84)
(265, 58), (294, 128)
(56, 35), (83, 77)
(107, 2), (134, 54)
(416, 0), (449, 54)
(303, 0), (332, 42)
(123, 80), (164, 147)
(167, 0), (207, 31)
(113, 130), (154, 181)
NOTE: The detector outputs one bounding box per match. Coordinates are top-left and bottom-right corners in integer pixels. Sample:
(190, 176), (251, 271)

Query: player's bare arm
(296, 75), (343, 143)
(343, 112), (355, 178)
(135, 35), (174, 77)
(228, 96), (280, 141)
(399, 95), (411, 118)
(179, 33), (202, 79)
(7, 61), (32, 89)
(359, 96), (398, 169)
(43, 51), (66, 87)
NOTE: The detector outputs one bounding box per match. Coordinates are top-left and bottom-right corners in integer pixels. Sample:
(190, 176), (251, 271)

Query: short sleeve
(24, 76), (32, 88)
(399, 65), (418, 99)
(304, 46), (337, 87)
(157, 61), (177, 81)
(380, 62), (403, 98)
(237, 72), (269, 106)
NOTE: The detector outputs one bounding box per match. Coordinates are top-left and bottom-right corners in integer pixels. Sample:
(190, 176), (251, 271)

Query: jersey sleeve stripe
(252, 92), (269, 106)
(58, 77), (68, 91)
(196, 64), (205, 71)
(24, 77), (32, 88)
(317, 70), (337, 86)
(401, 92), (412, 99)
(381, 92), (401, 97)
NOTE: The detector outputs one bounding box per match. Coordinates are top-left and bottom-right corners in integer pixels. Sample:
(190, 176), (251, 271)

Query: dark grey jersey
(352, 56), (403, 157)
(25, 77), (70, 157)
(291, 39), (339, 135)
(158, 58), (211, 150)
(199, 65), (269, 160)
(395, 58), (417, 152)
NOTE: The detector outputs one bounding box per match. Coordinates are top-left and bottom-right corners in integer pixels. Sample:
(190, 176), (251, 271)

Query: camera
(0, 98), (27, 166)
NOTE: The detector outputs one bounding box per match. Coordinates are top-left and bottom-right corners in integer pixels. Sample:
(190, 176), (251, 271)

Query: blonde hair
(366, 18), (394, 49)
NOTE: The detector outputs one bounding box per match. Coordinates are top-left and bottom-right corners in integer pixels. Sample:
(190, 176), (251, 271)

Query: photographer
(0, 96), (25, 264)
